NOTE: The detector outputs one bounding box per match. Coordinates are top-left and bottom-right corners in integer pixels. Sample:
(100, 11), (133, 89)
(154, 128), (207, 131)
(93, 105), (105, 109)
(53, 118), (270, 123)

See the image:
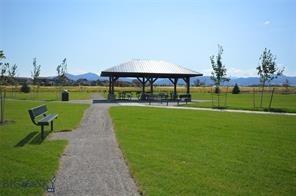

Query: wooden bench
(28, 105), (58, 139)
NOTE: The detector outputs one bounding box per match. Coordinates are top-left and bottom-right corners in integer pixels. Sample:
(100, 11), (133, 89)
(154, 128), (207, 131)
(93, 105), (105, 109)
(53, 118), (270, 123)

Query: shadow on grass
(15, 130), (53, 147)
(15, 131), (38, 147)
(212, 106), (228, 109)
(56, 129), (72, 132)
(264, 108), (287, 113)
(29, 131), (52, 145)
(0, 120), (16, 126)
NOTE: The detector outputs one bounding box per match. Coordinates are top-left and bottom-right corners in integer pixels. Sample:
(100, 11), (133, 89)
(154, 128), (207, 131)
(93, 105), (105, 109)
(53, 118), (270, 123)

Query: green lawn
(188, 93), (296, 113)
(110, 106), (296, 195)
(5, 91), (93, 101)
(0, 100), (88, 195)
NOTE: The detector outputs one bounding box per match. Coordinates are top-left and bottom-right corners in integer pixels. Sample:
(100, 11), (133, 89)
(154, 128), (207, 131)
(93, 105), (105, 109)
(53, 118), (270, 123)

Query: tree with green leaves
(0, 63), (9, 85)
(8, 64), (18, 96)
(256, 48), (284, 108)
(56, 58), (67, 86)
(0, 51), (5, 59)
(31, 58), (41, 85)
(210, 45), (230, 107)
(31, 58), (41, 97)
(0, 51), (8, 86)
(0, 50), (7, 123)
(8, 64), (17, 76)
(56, 58), (68, 99)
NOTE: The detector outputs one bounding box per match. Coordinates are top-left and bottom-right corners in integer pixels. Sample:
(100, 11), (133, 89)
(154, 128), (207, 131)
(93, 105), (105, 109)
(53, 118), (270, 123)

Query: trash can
(61, 90), (69, 101)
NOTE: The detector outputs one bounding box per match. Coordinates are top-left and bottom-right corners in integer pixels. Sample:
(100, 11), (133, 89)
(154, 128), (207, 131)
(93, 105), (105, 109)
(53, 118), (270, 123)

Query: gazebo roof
(101, 60), (202, 78)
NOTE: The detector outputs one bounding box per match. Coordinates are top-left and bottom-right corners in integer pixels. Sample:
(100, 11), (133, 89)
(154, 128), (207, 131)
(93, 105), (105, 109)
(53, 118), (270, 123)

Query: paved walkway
(48, 103), (139, 196)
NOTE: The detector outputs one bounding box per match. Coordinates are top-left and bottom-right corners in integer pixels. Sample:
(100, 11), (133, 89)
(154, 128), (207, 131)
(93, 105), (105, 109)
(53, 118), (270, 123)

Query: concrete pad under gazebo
(100, 59), (203, 101)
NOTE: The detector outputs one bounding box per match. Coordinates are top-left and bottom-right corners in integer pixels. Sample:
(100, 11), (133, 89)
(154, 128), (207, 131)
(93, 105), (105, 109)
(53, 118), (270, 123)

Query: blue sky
(1, 0), (295, 77)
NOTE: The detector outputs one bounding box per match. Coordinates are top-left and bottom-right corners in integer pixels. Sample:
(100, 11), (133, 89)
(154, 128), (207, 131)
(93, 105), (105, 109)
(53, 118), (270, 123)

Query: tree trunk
(217, 92), (220, 108)
(211, 88), (214, 107)
(260, 81), (265, 108)
(268, 88), (275, 111)
(0, 88), (6, 123)
(217, 86), (220, 108)
(253, 88), (256, 109)
(224, 86), (228, 107)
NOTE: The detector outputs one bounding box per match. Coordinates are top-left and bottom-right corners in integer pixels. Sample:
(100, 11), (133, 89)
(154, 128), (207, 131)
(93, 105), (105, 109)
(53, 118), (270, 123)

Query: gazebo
(100, 60), (202, 100)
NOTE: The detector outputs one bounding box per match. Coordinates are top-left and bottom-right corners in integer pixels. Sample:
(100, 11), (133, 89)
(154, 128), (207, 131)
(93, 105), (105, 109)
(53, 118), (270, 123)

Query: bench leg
(51, 121), (53, 131)
(41, 125), (44, 139)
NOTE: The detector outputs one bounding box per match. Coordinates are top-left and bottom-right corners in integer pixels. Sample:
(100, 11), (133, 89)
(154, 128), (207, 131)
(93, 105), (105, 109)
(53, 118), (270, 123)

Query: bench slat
(38, 114), (58, 125)
(29, 105), (48, 118)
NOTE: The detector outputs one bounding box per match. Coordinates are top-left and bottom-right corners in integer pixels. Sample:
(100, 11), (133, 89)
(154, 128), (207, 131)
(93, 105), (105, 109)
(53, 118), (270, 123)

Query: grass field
(5, 91), (95, 101)
(188, 92), (296, 113)
(0, 100), (88, 195)
(110, 107), (296, 195)
(3, 85), (296, 113)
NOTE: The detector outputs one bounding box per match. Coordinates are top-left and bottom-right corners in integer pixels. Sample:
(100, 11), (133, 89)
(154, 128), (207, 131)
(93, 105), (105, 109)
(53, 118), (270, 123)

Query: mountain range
(65, 73), (101, 81)
(65, 73), (296, 86)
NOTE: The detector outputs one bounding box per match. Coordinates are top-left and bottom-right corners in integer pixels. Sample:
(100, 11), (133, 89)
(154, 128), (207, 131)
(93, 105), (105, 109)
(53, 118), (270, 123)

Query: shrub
(20, 82), (31, 93)
(232, 83), (240, 94)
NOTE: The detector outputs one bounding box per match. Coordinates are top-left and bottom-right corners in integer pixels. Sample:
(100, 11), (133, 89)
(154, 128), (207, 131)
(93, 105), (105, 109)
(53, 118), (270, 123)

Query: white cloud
(200, 67), (258, 77)
(200, 68), (212, 76)
(264, 20), (271, 25)
(227, 67), (257, 77)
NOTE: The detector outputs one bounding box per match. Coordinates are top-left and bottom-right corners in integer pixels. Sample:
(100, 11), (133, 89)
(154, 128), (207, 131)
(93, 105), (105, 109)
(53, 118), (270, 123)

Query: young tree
(8, 64), (17, 82)
(0, 51), (8, 86)
(0, 50), (7, 123)
(282, 79), (289, 94)
(210, 45), (230, 107)
(56, 58), (67, 85)
(8, 64), (18, 95)
(256, 48), (284, 108)
(31, 58), (41, 85)
(56, 58), (68, 99)
(31, 58), (41, 97)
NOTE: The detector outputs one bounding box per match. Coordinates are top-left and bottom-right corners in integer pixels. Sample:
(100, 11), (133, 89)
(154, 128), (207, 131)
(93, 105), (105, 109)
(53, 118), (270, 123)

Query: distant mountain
(223, 75), (296, 86)
(65, 72), (102, 81)
(64, 72), (296, 86)
(156, 75), (296, 86)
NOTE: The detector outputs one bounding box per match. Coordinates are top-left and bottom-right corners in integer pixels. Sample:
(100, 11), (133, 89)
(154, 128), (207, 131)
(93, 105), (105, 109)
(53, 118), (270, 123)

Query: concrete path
(48, 103), (139, 196)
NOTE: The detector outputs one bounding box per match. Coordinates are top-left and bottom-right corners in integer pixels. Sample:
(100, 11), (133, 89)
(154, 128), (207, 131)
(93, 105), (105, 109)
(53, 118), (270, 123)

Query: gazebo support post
(183, 77), (191, 101)
(108, 77), (112, 94)
(169, 78), (178, 100)
(150, 78), (153, 93)
(142, 77), (145, 93)
(108, 76), (119, 101)
(137, 77), (149, 100)
(149, 77), (158, 94)
(183, 77), (190, 94)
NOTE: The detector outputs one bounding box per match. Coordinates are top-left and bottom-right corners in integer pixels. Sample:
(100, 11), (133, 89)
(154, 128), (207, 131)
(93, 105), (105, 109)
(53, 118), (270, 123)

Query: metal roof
(101, 60), (202, 78)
